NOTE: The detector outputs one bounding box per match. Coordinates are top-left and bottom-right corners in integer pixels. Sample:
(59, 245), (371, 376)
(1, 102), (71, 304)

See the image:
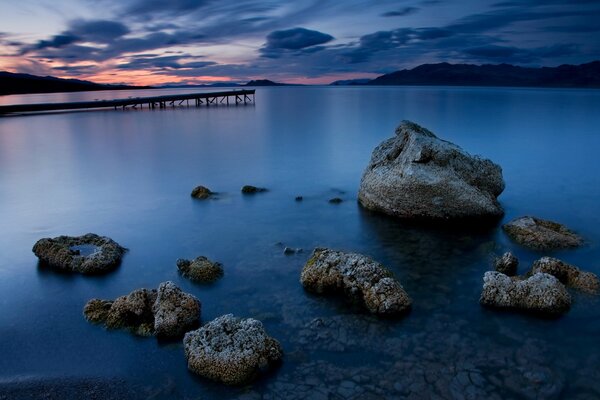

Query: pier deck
(0, 89), (255, 115)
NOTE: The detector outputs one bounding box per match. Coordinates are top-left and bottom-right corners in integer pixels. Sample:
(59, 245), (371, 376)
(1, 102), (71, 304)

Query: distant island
(335, 61), (600, 88)
(0, 71), (147, 96)
(2, 61), (599, 95)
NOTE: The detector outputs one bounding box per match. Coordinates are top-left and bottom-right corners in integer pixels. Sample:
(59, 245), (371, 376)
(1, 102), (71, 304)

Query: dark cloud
(382, 7), (419, 17)
(260, 27), (333, 58)
(34, 34), (79, 50)
(116, 54), (216, 70)
(69, 19), (130, 42)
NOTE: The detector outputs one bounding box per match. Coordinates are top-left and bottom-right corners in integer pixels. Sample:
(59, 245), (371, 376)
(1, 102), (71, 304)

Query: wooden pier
(0, 89), (255, 115)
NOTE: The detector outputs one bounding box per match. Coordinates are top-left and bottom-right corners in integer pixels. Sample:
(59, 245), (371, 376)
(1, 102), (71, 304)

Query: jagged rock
(241, 185), (267, 194)
(32, 233), (126, 274)
(153, 281), (202, 337)
(358, 121), (504, 220)
(83, 299), (113, 323)
(503, 216), (583, 250)
(183, 314), (282, 385)
(191, 185), (214, 199)
(494, 252), (519, 276)
(300, 248), (412, 315)
(529, 257), (599, 294)
(177, 256), (223, 283)
(480, 271), (571, 316)
(83, 281), (200, 337)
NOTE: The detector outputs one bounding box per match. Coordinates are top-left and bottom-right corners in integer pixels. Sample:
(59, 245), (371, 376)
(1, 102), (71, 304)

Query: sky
(0, 0), (599, 85)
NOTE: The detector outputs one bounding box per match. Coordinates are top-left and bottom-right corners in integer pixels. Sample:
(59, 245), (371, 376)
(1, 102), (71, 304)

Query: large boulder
(503, 216), (583, 250)
(529, 257), (599, 295)
(84, 281), (200, 337)
(32, 233), (126, 274)
(176, 256), (223, 283)
(300, 248), (412, 315)
(183, 314), (282, 385)
(480, 271), (571, 316)
(358, 121), (504, 220)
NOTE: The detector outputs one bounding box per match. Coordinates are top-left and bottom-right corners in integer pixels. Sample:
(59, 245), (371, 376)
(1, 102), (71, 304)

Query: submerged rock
(183, 314), (283, 385)
(241, 185), (267, 194)
(358, 121), (504, 220)
(494, 252), (519, 276)
(295, 196), (303, 202)
(300, 248), (412, 315)
(191, 185), (214, 199)
(503, 216), (583, 250)
(177, 256), (223, 283)
(329, 197), (343, 204)
(283, 247), (302, 255)
(480, 271), (571, 316)
(32, 233), (126, 274)
(83, 281), (200, 337)
(529, 257), (599, 294)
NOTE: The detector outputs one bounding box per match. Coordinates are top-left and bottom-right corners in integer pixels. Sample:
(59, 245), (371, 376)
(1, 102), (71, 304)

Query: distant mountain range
(2, 61), (599, 95)
(0, 71), (146, 95)
(333, 61), (600, 88)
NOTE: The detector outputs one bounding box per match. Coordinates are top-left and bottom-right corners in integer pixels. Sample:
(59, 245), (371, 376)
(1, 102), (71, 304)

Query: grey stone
(529, 257), (599, 294)
(503, 216), (583, 250)
(32, 233), (126, 274)
(480, 271), (571, 316)
(176, 256), (223, 283)
(84, 281), (200, 338)
(358, 121), (504, 220)
(183, 314), (282, 385)
(300, 248), (412, 315)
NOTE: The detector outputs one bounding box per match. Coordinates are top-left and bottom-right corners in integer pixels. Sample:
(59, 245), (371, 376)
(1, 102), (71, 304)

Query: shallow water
(0, 86), (599, 399)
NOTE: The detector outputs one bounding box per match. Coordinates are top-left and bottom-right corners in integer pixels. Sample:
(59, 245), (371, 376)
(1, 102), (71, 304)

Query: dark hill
(0, 71), (146, 95)
(368, 61), (600, 88)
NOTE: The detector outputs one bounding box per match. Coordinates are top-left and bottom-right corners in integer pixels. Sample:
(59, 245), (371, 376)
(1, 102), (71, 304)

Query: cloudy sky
(0, 0), (598, 85)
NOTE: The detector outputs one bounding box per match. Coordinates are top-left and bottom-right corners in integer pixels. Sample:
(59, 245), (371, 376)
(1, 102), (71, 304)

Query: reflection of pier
(0, 89), (256, 115)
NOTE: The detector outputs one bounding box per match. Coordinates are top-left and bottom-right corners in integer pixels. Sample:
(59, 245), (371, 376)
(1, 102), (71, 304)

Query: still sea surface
(0, 86), (599, 399)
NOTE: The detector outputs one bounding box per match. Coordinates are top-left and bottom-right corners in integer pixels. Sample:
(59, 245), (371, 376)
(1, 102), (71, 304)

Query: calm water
(1, 86), (599, 399)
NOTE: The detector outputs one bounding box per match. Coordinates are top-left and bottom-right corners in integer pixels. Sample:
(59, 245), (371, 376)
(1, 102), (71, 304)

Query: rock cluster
(84, 281), (200, 337)
(358, 121), (505, 220)
(177, 256), (224, 283)
(494, 252), (519, 276)
(502, 216), (583, 250)
(190, 185), (214, 199)
(300, 248), (412, 315)
(529, 257), (599, 294)
(32, 233), (126, 274)
(183, 314), (282, 385)
(480, 271), (571, 316)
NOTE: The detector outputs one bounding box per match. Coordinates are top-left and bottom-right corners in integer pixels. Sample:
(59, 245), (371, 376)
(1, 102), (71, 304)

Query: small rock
(83, 281), (200, 337)
(295, 196), (303, 201)
(329, 198), (343, 204)
(300, 248), (412, 315)
(32, 233), (126, 274)
(183, 314), (282, 385)
(480, 271), (571, 316)
(177, 256), (223, 283)
(494, 252), (519, 276)
(241, 185), (267, 194)
(190, 185), (214, 199)
(503, 216), (583, 250)
(529, 257), (599, 294)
